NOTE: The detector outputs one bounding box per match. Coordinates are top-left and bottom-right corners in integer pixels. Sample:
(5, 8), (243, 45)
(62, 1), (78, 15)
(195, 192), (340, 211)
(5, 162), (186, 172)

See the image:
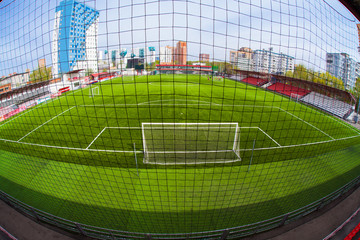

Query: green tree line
(30, 67), (52, 83)
(285, 64), (345, 90)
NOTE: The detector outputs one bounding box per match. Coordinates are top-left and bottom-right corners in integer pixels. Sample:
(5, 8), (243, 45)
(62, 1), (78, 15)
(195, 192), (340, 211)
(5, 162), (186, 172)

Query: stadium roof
(339, 0), (360, 21)
(0, 80), (50, 98)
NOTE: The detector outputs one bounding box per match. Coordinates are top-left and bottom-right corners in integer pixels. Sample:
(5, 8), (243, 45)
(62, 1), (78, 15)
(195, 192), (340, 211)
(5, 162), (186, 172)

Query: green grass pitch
(0, 74), (360, 233)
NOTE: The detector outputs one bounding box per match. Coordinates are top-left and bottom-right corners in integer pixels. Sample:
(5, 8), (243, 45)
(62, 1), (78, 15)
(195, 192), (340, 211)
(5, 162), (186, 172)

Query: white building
(0, 72), (30, 91)
(160, 46), (173, 64)
(326, 53), (359, 89)
(253, 49), (294, 75)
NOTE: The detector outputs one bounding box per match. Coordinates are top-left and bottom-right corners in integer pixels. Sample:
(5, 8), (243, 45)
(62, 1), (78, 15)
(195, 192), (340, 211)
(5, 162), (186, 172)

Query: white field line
(142, 122), (237, 125)
(258, 127), (282, 147)
(0, 87), (83, 128)
(138, 99), (221, 106)
(278, 108), (335, 140)
(148, 82), (199, 87)
(323, 114), (360, 135)
(145, 158), (241, 165)
(239, 134), (360, 151)
(79, 102), (273, 108)
(106, 127), (142, 129)
(17, 106), (76, 142)
(0, 130), (359, 155)
(86, 127), (107, 150)
(0, 137), (142, 153)
(149, 150), (234, 154)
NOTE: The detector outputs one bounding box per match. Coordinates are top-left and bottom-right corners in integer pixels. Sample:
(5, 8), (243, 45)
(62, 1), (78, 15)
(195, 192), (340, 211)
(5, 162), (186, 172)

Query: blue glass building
(52, 0), (99, 78)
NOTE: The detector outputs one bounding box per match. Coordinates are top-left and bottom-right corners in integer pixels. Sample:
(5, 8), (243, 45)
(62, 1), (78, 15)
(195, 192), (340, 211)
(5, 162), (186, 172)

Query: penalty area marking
(0, 127), (358, 156)
(0, 87), (84, 128)
(86, 127), (107, 149)
(17, 106), (76, 142)
(278, 108), (335, 140)
(238, 126), (281, 147)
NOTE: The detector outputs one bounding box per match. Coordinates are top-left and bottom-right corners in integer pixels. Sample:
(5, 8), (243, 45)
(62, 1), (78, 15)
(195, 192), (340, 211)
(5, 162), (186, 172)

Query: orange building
(38, 59), (46, 68)
(174, 41), (187, 65)
(0, 83), (11, 94)
(199, 53), (210, 62)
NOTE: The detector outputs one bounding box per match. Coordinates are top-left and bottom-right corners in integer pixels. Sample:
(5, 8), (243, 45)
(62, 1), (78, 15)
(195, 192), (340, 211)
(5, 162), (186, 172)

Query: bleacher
(300, 92), (354, 118)
(241, 77), (268, 87)
(267, 82), (310, 97)
(0, 87), (49, 108)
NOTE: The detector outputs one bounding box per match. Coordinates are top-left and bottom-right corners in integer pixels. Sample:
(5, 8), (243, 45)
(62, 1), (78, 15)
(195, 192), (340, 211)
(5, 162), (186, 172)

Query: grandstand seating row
(267, 82), (311, 97)
(301, 92), (354, 118)
(241, 77), (269, 87)
(240, 77), (354, 119)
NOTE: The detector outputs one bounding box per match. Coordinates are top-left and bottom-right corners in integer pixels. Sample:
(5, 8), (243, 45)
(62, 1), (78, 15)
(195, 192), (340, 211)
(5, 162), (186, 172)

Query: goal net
(142, 123), (240, 164)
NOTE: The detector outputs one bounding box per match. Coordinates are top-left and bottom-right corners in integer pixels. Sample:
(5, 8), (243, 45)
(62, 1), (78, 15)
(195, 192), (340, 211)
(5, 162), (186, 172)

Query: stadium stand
(301, 92), (354, 118)
(267, 82), (310, 97)
(241, 77), (268, 87)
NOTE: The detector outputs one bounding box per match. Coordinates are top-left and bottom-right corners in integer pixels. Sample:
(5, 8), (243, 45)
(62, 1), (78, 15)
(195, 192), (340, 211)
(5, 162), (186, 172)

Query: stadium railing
(0, 170), (359, 239)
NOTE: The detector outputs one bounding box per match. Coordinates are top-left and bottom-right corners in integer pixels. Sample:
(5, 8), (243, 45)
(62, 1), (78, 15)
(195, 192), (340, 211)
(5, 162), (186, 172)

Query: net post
(247, 139), (256, 172)
(134, 143), (139, 176)
(141, 123), (147, 163)
(220, 229), (230, 240)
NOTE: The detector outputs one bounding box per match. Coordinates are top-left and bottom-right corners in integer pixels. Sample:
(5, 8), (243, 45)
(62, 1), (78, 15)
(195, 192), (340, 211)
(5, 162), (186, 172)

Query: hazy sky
(0, 0), (359, 77)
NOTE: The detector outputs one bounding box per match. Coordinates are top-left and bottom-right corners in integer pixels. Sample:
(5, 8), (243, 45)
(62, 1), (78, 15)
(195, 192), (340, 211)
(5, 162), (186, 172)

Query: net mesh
(142, 123), (240, 164)
(0, 0), (360, 236)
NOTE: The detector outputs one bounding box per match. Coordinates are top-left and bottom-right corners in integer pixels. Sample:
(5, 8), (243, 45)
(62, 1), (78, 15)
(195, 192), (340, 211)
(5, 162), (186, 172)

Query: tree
(30, 67), (52, 83)
(286, 65), (344, 90)
(286, 64), (310, 81)
(85, 69), (94, 76)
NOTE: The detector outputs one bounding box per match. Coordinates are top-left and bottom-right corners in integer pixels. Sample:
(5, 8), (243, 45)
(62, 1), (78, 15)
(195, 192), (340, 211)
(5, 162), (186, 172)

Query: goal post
(89, 86), (100, 98)
(142, 122), (241, 164)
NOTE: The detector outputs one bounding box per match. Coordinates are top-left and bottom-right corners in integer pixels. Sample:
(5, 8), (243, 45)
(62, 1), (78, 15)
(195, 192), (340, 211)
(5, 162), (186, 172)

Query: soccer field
(0, 74), (360, 233)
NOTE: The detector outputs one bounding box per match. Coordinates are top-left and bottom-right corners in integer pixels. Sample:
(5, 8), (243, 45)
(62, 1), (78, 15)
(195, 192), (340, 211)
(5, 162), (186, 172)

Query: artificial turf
(0, 74), (359, 233)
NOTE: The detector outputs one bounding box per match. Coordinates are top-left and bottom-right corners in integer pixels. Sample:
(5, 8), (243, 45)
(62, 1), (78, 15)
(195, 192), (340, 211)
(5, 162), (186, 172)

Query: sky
(0, 0), (359, 77)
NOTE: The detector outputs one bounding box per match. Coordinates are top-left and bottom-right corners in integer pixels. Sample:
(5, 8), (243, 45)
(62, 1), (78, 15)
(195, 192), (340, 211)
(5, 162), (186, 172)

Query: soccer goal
(142, 122), (241, 164)
(89, 86), (100, 98)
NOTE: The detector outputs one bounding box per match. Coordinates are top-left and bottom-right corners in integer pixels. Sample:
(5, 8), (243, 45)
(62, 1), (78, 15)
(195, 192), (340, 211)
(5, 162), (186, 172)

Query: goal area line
(0, 133), (358, 157)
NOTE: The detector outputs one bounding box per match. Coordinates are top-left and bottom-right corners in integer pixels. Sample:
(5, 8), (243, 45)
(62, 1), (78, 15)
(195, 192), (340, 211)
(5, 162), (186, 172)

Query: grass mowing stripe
(1, 75), (360, 232)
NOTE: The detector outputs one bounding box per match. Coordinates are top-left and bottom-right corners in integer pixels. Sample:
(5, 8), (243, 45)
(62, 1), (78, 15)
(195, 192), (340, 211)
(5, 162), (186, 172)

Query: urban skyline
(0, 0), (358, 78)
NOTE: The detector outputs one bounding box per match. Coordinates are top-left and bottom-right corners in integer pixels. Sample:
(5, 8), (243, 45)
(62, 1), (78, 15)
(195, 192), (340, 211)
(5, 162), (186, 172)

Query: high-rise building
(146, 47), (156, 64)
(52, 0), (99, 79)
(97, 50), (104, 62)
(326, 53), (358, 89)
(199, 53), (210, 62)
(229, 47), (253, 71)
(174, 41), (187, 65)
(357, 24), (360, 54)
(160, 46), (174, 64)
(253, 49), (294, 75)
